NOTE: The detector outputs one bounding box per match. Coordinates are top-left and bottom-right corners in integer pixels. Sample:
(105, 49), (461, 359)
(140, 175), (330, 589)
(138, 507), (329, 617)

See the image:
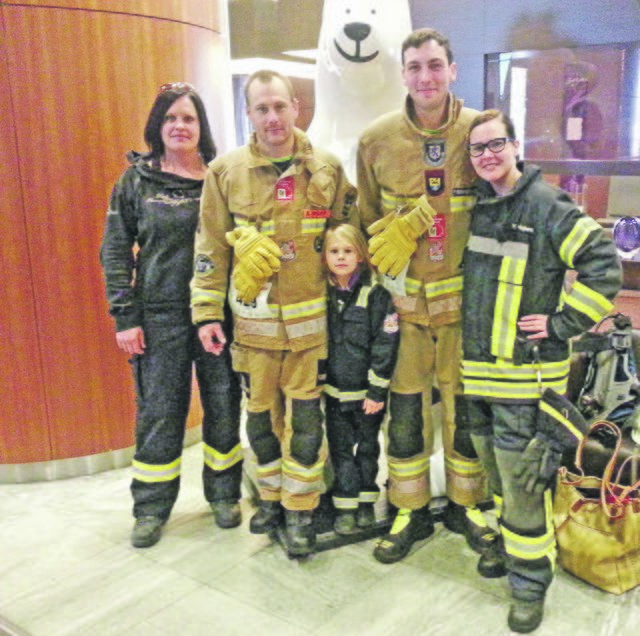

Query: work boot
(210, 500), (241, 529)
(373, 507), (434, 564)
(285, 509), (316, 557)
(249, 500), (283, 534)
(442, 500), (499, 554)
(477, 533), (507, 578)
(356, 502), (376, 528)
(334, 511), (358, 535)
(508, 599), (545, 634)
(131, 515), (164, 548)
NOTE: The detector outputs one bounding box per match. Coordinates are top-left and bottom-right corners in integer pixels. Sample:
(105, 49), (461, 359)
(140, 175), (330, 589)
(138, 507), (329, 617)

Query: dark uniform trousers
(131, 309), (242, 520)
(468, 399), (556, 602)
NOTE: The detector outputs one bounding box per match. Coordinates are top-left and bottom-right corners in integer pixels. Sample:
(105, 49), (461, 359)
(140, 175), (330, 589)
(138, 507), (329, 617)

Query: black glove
(512, 435), (563, 494)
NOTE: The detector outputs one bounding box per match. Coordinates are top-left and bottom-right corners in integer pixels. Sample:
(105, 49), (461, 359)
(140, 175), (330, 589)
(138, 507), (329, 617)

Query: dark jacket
(325, 272), (400, 407)
(100, 152), (204, 331)
(462, 163), (621, 403)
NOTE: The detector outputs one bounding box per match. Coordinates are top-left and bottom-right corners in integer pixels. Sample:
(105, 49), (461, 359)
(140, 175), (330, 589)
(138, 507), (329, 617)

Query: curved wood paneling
(1, 1), (227, 471)
(2, 0), (221, 30)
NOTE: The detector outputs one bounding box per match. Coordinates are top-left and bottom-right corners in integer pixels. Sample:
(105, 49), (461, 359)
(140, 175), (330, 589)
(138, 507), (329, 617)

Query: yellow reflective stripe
(450, 194), (476, 212)
(286, 316), (326, 339)
(424, 275), (462, 299)
(502, 524), (556, 561)
(359, 491), (379, 503)
(463, 358), (570, 379)
(565, 280), (614, 323)
(256, 458), (282, 490)
(203, 442), (243, 472)
(406, 277), (422, 295)
(301, 218), (327, 233)
(368, 369), (390, 389)
(281, 296), (326, 320)
(388, 455), (429, 478)
(445, 454), (483, 476)
(463, 377), (568, 400)
(132, 457), (181, 483)
(539, 400), (585, 442)
(191, 289), (226, 305)
(325, 384), (367, 401)
(493, 494), (503, 518)
(559, 216), (600, 268)
(333, 496), (358, 510)
(491, 256), (526, 359)
(282, 458), (325, 494)
(356, 285), (372, 308)
(544, 489), (557, 570)
(381, 191), (418, 211)
(259, 220), (276, 236)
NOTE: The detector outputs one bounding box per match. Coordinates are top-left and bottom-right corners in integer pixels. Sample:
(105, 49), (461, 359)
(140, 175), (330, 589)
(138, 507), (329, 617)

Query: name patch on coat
(304, 209), (331, 218)
(275, 176), (294, 201)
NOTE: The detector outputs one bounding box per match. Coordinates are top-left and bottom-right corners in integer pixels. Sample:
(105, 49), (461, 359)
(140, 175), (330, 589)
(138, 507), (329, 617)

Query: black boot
(508, 599), (544, 633)
(477, 533), (507, 578)
(356, 502), (376, 528)
(442, 500), (499, 554)
(285, 509), (316, 557)
(250, 500), (283, 534)
(373, 507), (434, 564)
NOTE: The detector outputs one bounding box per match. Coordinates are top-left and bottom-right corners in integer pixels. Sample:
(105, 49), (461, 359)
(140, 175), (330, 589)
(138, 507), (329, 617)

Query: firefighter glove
(536, 388), (589, 454)
(512, 435), (563, 494)
(226, 226), (282, 278)
(367, 195), (435, 277)
(233, 262), (267, 304)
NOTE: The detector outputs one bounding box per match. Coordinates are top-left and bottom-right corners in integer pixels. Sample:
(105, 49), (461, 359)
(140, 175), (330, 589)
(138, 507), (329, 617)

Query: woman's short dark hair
(143, 85), (216, 164)
(468, 109), (517, 141)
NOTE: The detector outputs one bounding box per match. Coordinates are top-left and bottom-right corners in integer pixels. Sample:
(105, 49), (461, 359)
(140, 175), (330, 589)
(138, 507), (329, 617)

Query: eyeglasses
(467, 137), (514, 157)
(157, 82), (196, 95)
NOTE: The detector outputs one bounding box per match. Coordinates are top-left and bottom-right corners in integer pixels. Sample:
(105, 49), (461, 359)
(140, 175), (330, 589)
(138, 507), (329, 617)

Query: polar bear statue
(306, 0), (412, 183)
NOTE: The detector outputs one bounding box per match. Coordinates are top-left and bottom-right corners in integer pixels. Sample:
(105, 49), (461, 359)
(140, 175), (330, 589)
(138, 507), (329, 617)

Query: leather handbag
(553, 420), (640, 594)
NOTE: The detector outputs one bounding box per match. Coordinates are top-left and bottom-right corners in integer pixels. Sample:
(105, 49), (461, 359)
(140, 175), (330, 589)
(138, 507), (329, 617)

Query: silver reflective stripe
(235, 319), (281, 337)
(467, 235), (529, 259)
(286, 316), (327, 339)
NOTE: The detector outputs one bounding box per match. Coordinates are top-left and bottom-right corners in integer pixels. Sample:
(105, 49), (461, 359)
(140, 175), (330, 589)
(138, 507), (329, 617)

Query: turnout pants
(231, 342), (326, 511)
(387, 321), (486, 509)
(131, 310), (242, 520)
(325, 395), (383, 511)
(469, 399), (556, 602)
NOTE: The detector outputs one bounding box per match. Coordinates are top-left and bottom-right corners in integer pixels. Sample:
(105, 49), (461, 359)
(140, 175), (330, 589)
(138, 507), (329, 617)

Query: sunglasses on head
(157, 82), (196, 95)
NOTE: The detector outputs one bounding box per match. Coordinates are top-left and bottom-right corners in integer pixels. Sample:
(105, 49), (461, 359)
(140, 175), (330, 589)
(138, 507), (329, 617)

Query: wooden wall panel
(2, 0), (221, 30)
(2, 3), (222, 463)
(0, 11), (52, 464)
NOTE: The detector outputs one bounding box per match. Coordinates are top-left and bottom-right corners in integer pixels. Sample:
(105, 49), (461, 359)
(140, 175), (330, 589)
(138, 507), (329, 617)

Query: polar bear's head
(316, 0), (411, 98)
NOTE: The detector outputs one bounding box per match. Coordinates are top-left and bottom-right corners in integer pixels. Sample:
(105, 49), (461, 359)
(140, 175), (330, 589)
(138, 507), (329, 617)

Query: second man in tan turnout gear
(191, 70), (357, 557)
(357, 28), (494, 564)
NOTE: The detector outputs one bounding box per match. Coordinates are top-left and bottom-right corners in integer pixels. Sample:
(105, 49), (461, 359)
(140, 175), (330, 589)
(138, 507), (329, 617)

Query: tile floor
(1, 442), (639, 636)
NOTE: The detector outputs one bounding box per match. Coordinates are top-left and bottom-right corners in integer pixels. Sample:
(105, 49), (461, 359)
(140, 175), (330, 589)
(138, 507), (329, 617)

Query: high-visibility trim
(491, 255), (526, 359)
(502, 523), (556, 561)
(281, 296), (326, 321)
(493, 494), (503, 518)
(359, 491), (379, 503)
(564, 280), (614, 323)
(467, 236), (529, 260)
(405, 277), (422, 295)
(445, 454), (484, 477)
(429, 296), (461, 317)
(286, 316), (327, 339)
(380, 191), (418, 212)
(388, 455), (429, 479)
(544, 489), (557, 570)
(463, 377), (568, 400)
(333, 495), (358, 510)
(282, 458), (325, 494)
(132, 457), (181, 483)
(356, 285), (373, 308)
(559, 216), (600, 268)
(301, 218), (327, 234)
(235, 319), (281, 337)
(203, 442), (243, 472)
(256, 458), (282, 490)
(465, 506), (487, 527)
(539, 400), (585, 442)
(390, 508), (413, 534)
(191, 289), (226, 305)
(325, 384), (367, 402)
(450, 194), (476, 213)
(259, 220), (276, 236)
(425, 275), (463, 299)
(368, 369), (390, 389)
(463, 358), (570, 379)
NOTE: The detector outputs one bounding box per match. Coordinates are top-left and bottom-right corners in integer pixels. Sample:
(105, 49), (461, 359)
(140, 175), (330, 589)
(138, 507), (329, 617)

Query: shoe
(442, 501), (499, 554)
(356, 502), (376, 528)
(131, 515), (164, 548)
(507, 599), (544, 633)
(211, 500), (241, 529)
(285, 509), (316, 557)
(334, 511), (358, 535)
(250, 500), (283, 534)
(373, 507), (434, 564)
(477, 533), (507, 578)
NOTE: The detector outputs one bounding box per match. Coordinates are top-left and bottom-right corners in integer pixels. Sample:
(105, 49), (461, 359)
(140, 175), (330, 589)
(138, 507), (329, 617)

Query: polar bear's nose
(344, 22), (371, 43)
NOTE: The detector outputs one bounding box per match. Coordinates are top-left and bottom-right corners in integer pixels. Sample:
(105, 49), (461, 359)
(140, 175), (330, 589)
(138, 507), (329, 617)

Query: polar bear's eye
(371, 10), (376, 14)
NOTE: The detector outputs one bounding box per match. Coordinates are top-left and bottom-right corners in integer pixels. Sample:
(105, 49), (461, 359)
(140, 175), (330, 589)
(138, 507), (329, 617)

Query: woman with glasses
(460, 109), (621, 633)
(100, 83), (242, 548)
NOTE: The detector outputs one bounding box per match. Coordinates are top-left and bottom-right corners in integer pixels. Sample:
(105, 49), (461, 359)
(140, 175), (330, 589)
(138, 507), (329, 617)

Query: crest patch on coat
(423, 140), (446, 167)
(194, 254), (214, 274)
(425, 169), (445, 197)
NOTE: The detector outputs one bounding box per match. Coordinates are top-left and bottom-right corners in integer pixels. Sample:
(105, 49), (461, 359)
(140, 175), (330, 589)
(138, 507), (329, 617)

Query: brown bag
(553, 420), (640, 594)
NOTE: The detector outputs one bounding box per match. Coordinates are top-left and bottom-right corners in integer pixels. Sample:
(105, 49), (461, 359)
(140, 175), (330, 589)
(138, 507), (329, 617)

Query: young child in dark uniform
(323, 225), (400, 534)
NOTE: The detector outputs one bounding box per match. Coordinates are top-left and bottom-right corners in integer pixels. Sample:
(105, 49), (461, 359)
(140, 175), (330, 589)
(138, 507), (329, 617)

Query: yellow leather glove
(226, 226), (282, 278)
(367, 196), (436, 277)
(232, 262), (267, 304)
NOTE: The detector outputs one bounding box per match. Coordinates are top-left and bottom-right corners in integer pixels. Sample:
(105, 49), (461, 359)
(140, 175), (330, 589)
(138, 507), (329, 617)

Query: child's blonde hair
(323, 224), (372, 282)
